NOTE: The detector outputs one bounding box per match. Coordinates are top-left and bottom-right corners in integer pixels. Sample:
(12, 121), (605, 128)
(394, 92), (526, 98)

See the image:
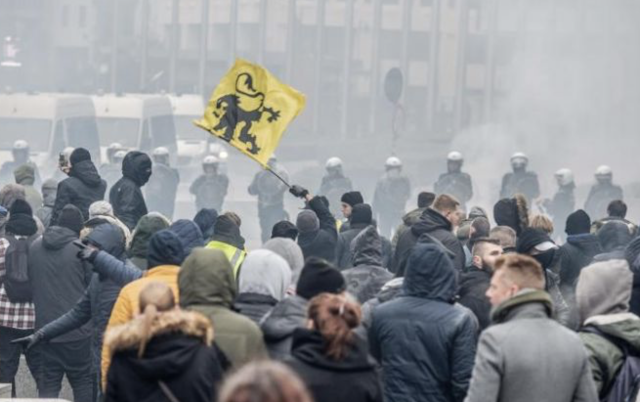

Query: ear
(472, 255), (482, 268)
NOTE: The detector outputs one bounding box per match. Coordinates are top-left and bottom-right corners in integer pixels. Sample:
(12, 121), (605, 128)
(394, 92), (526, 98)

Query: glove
(289, 185), (309, 199)
(77, 244), (99, 262)
(11, 331), (44, 351)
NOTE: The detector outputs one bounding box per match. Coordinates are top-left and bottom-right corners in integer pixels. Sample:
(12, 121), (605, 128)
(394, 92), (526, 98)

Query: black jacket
(593, 221), (633, 262)
(558, 234), (602, 291)
(28, 226), (92, 343)
(336, 222), (369, 269)
(50, 160), (106, 224)
(393, 208), (465, 275)
(286, 328), (383, 402)
(458, 266), (492, 331)
(297, 197), (338, 263)
(234, 293), (278, 325)
(110, 152), (152, 230)
(261, 295), (308, 360)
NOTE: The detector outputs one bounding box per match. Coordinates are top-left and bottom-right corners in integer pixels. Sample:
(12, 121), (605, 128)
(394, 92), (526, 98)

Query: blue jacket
(369, 244), (478, 402)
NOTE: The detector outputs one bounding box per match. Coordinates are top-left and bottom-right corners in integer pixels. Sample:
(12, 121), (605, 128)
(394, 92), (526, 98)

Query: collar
(144, 265), (180, 278)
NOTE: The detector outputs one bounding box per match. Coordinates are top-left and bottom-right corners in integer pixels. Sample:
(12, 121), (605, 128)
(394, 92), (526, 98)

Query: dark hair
(307, 293), (361, 360)
(418, 192), (436, 209)
(607, 200), (627, 218)
(471, 217), (491, 238)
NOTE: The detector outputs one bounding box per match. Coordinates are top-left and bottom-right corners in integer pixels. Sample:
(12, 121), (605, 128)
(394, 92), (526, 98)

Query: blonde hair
(530, 214), (554, 236)
(137, 282), (176, 357)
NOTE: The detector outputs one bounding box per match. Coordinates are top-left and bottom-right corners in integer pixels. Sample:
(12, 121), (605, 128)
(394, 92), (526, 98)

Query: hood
(211, 215), (244, 249)
(493, 194), (529, 235)
(411, 208), (452, 237)
(403, 243), (457, 302)
(193, 208), (218, 241)
(566, 233), (602, 253)
(122, 151), (152, 186)
(597, 221), (633, 252)
(291, 328), (376, 372)
(376, 277), (404, 303)
(13, 164), (34, 185)
(179, 248), (236, 310)
(41, 179), (58, 207)
(128, 213), (171, 259)
(261, 295), (308, 341)
(42, 226), (77, 250)
(85, 223), (126, 260)
(263, 238), (304, 285)
(402, 207), (426, 226)
(169, 220), (204, 256)
(104, 309), (212, 379)
(491, 289), (553, 324)
(351, 225), (383, 267)
(583, 313), (640, 350)
(147, 230), (185, 269)
(68, 159), (104, 188)
(576, 259), (632, 324)
(239, 250), (292, 301)
(0, 184), (25, 209)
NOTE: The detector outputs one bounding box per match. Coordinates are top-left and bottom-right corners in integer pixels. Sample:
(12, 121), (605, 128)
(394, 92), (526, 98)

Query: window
(52, 120), (65, 154)
(67, 117), (100, 157)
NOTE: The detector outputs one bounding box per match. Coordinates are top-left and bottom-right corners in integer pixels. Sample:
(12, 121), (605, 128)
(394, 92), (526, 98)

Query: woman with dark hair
(285, 293), (383, 402)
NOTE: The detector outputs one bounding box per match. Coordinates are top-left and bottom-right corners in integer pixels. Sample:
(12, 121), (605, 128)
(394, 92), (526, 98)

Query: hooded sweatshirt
(179, 248), (267, 367)
(110, 151), (152, 230)
(51, 158), (107, 224)
(128, 213), (171, 269)
(263, 237), (305, 289)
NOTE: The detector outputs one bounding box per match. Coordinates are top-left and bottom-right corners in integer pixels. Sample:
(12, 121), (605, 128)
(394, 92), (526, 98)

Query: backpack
(3, 235), (32, 303)
(582, 326), (640, 402)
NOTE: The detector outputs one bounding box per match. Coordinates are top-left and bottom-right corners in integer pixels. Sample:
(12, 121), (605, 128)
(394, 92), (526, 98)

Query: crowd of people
(0, 140), (638, 402)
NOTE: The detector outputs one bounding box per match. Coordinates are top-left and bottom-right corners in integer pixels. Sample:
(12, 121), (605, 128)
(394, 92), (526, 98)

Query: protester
(271, 220), (299, 241)
(262, 257), (346, 360)
(318, 157), (353, 217)
(336, 203), (374, 269)
(493, 193), (529, 236)
(499, 152), (540, 203)
(104, 282), (224, 402)
(110, 151), (152, 230)
(593, 220), (633, 262)
(369, 243), (478, 402)
(465, 254), (598, 402)
(293, 187), (338, 263)
(392, 192), (435, 251)
(236, 250), (292, 324)
(547, 168), (575, 239)
(127, 212), (171, 270)
(13, 164), (42, 212)
(584, 165), (624, 221)
(372, 156), (411, 237)
(190, 155), (229, 213)
(179, 248), (267, 367)
(248, 156), (289, 243)
(51, 148), (107, 224)
(339, 190), (364, 232)
(591, 199), (637, 235)
(193, 208), (218, 242)
(286, 293), (382, 402)
(434, 152), (473, 210)
(206, 214), (247, 277)
(145, 147), (180, 220)
(489, 226), (517, 253)
(35, 178), (57, 229)
(83, 201), (132, 247)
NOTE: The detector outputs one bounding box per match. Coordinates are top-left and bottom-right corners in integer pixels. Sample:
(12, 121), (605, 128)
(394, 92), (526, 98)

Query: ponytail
(307, 293), (362, 360)
(138, 304), (157, 358)
(137, 281), (176, 358)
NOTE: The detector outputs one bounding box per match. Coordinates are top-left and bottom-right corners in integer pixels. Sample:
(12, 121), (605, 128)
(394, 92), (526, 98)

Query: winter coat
(434, 172), (473, 207)
(286, 328), (383, 402)
(584, 182), (624, 221)
(318, 173), (353, 216)
(591, 216), (638, 237)
(593, 220), (632, 262)
(391, 207), (425, 253)
(190, 173), (229, 213)
(145, 163), (179, 219)
(464, 290), (598, 402)
(169, 219), (204, 257)
(336, 222), (369, 269)
(360, 277), (404, 332)
(559, 234), (603, 291)
(248, 164), (289, 208)
(261, 295), (308, 360)
(14, 164), (43, 212)
(393, 208), (465, 275)
(179, 248), (267, 367)
(297, 196), (338, 263)
(127, 213), (171, 269)
(342, 226), (393, 304)
(369, 244), (478, 402)
(458, 266), (492, 331)
(29, 226), (92, 343)
(499, 170), (540, 203)
(372, 171), (411, 216)
(51, 159), (107, 224)
(110, 152), (152, 230)
(104, 309), (224, 402)
(35, 180), (57, 229)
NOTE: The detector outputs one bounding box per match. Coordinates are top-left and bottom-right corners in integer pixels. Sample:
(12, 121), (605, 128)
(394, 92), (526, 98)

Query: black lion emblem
(211, 72), (280, 155)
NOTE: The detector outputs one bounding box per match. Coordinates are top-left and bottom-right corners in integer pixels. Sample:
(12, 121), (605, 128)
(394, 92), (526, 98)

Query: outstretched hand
(76, 243), (99, 262)
(289, 185), (310, 200)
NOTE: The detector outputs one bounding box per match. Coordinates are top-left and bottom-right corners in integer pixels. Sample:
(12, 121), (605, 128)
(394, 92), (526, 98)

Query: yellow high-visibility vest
(206, 240), (246, 278)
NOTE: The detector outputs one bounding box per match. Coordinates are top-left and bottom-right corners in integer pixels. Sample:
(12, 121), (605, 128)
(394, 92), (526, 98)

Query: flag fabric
(195, 59), (306, 167)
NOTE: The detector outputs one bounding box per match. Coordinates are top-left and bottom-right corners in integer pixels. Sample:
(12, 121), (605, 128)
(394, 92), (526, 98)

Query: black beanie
(350, 204), (373, 225)
(516, 228), (552, 254)
(296, 257), (346, 300)
(6, 199), (37, 237)
(58, 204), (84, 235)
(147, 229), (185, 269)
(271, 220), (299, 241)
(70, 148), (91, 165)
(340, 191), (364, 208)
(493, 199), (518, 234)
(565, 210), (591, 236)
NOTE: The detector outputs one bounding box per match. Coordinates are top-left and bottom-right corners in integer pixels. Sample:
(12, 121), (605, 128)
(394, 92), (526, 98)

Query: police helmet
(447, 151), (463, 162)
(325, 157), (343, 170)
(554, 168), (574, 186)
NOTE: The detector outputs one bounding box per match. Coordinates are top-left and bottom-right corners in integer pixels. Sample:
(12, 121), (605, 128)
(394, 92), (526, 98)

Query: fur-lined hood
(105, 309), (213, 355)
(493, 193), (529, 235)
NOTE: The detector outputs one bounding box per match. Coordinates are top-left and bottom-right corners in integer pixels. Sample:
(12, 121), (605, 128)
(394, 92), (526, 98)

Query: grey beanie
(296, 210), (320, 234)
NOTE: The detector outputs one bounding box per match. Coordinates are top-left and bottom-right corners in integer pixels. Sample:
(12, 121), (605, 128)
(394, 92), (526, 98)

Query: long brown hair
(137, 281), (176, 357)
(307, 293), (362, 360)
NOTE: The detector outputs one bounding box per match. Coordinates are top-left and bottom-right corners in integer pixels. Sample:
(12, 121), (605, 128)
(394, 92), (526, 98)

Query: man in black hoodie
(50, 148), (107, 224)
(110, 151), (152, 230)
(393, 194), (465, 275)
(28, 204), (93, 402)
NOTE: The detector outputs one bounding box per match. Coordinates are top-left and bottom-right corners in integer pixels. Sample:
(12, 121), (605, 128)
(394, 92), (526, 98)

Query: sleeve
(102, 289), (134, 388)
(451, 314), (479, 402)
(463, 330), (502, 402)
(309, 196), (337, 240)
(189, 175), (204, 195)
(367, 313), (381, 361)
(92, 252), (142, 286)
(572, 355), (599, 402)
(548, 274), (571, 327)
(50, 180), (72, 225)
(39, 280), (94, 340)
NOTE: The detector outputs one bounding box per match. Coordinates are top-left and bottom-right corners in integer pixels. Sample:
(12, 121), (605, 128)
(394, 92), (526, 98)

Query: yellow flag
(195, 59), (306, 167)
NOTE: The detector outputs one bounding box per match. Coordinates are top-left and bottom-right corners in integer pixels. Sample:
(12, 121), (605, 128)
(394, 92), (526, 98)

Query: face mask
(533, 249), (556, 269)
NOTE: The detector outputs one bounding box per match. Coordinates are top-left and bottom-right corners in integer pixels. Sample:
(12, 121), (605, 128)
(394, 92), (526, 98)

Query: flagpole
(266, 165), (291, 189)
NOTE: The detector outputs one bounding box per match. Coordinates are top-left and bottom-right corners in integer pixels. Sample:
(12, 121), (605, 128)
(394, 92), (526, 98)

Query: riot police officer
(499, 152), (540, 203)
(99, 142), (124, 192)
(372, 156), (412, 237)
(547, 168), (576, 239)
(145, 147), (180, 219)
(584, 165), (624, 221)
(190, 155), (229, 213)
(0, 140), (41, 186)
(318, 157), (353, 216)
(248, 155), (289, 243)
(434, 151), (473, 210)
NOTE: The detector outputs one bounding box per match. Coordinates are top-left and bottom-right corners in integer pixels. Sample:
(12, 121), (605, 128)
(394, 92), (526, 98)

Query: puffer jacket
(297, 196), (338, 263)
(169, 219), (204, 256)
(261, 295), (308, 360)
(342, 226), (393, 304)
(369, 244), (478, 402)
(110, 151), (152, 230)
(51, 159), (107, 224)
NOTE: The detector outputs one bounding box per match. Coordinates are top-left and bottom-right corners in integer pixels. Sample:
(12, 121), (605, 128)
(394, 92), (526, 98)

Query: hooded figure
(576, 260), (640, 396)
(51, 148), (107, 225)
(193, 208), (218, 242)
(179, 248), (267, 367)
(35, 179), (58, 229)
(169, 219), (204, 257)
(110, 151), (152, 230)
(263, 237), (305, 291)
(493, 194), (529, 236)
(13, 164), (43, 213)
(235, 250), (292, 324)
(296, 196), (338, 263)
(369, 244), (478, 402)
(128, 212), (171, 270)
(593, 220), (633, 262)
(342, 226), (393, 304)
